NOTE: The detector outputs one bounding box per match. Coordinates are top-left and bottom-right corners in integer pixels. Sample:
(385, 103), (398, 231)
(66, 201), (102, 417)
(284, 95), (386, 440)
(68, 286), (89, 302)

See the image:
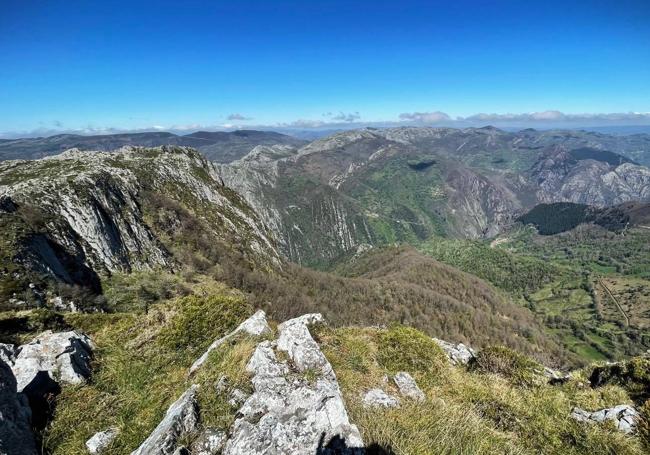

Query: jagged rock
(86, 428), (119, 454)
(214, 375), (229, 394)
(191, 428), (227, 455)
(570, 405), (638, 433)
(433, 338), (475, 365)
(0, 359), (38, 455)
(131, 384), (200, 455)
(362, 389), (400, 408)
(189, 310), (270, 375)
(11, 330), (94, 392)
(228, 388), (249, 408)
(0, 343), (15, 365)
(393, 372), (425, 402)
(223, 314), (363, 454)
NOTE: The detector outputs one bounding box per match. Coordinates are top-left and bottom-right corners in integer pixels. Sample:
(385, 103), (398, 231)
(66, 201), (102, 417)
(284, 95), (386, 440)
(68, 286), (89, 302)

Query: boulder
(223, 314), (363, 454)
(130, 384), (200, 455)
(191, 428), (227, 455)
(362, 389), (400, 408)
(393, 372), (425, 402)
(189, 310), (270, 375)
(86, 428), (119, 454)
(571, 404), (638, 433)
(11, 330), (94, 392)
(433, 338), (475, 365)
(0, 359), (38, 455)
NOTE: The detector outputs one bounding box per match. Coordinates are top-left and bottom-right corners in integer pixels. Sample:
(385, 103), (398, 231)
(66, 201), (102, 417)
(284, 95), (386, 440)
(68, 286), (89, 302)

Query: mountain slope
(217, 127), (650, 266)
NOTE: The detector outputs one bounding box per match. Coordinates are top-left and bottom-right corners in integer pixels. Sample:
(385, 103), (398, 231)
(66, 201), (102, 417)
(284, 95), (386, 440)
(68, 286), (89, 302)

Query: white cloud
(227, 113), (252, 121)
(398, 111), (451, 123)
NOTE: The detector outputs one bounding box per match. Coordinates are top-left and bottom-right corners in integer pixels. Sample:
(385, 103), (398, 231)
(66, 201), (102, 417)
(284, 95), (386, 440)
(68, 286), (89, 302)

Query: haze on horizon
(1, 0), (649, 138)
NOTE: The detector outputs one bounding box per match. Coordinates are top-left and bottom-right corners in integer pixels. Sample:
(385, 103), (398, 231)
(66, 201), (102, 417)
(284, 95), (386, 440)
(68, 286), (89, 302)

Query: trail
(598, 277), (630, 327)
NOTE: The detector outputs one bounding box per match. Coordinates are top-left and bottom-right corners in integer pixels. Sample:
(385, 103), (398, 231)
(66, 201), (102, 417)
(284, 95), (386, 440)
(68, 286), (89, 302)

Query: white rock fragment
(131, 385), (200, 455)
(571, 404), (638, 434)
(393, 372), (425, 402)
(433, 338), (475, 365)
(86, 428), (119, 454)
(0, 343), (15, 365)
(223, 313), (363, 455)
(228, 388), (249, 408)
(191, 428), (227, 455)
(362, 389), (400, 408)
(11, 330), (94, 392)
(189, 310), (271, 375)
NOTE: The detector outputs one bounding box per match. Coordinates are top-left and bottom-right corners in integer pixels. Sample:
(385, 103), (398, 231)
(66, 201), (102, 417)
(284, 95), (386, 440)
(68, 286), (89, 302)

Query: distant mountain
(0, 130), (306, 163)
(217, 127), (650, 266)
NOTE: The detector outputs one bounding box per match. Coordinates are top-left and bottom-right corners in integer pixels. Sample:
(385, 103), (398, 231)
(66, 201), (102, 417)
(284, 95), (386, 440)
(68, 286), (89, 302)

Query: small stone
(215, 375), (229, 394)
(192, 428), (227, 455)
(85, 428), (119, 454)
(228, 388), (249, 408)
(362, 389), (400, 408)
(570, 404), (638, 433)
(433, 338), (475, 365)
(393, 372), (425, 402)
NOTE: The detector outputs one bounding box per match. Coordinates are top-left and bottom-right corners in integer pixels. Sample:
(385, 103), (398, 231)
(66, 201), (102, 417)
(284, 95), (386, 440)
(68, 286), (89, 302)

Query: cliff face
(0, 146), (279, 300)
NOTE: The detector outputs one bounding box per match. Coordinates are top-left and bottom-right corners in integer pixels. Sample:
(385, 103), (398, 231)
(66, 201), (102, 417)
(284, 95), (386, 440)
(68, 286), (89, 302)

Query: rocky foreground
(1, 309), (647, 455)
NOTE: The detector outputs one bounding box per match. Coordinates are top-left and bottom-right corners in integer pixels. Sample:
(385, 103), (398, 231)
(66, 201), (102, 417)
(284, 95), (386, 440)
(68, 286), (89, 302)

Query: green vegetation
(41, 288), (260, 454)
(319, 325), (645, 455)
(518, 203), (591, 235)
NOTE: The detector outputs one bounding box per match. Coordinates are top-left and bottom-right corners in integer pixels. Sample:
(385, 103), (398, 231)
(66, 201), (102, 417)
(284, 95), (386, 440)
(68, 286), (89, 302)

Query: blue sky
(1, 0), (649, 136)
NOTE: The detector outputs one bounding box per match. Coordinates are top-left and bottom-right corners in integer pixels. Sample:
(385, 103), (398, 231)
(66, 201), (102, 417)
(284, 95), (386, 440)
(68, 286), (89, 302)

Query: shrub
(589, 357), (650, 403)
(377, 325), (447, 376)
(639, 399), (650, 450)
(470, 345), (544, 386)
(157, 294), (251, 355)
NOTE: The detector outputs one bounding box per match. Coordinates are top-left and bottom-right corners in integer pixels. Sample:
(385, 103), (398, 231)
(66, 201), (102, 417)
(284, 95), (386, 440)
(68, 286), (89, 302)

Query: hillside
(217, 127), (650, 266)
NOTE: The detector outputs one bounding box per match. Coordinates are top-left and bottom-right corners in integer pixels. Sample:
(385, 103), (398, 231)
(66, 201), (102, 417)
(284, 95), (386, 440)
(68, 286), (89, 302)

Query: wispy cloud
(398, 111), (451, 123)
(226, 113), (253, 121)
(324, 111), (361, 122)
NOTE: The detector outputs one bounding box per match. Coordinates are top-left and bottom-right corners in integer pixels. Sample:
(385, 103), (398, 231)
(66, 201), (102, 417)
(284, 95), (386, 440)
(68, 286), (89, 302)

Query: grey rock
(0, 343), (15, 365)
(11, 330), (94, 392)
(191, 428), (227, 455)
(223, 314), (363, 454)
(432, 338), (476, 365)
(0, 359), (38, 455)
(393, 372), (425, 402)
(362, 389), (400, 408)
(189, 310), (270, 375)
(228, 388), (249, 408)
(86, 427), (119, 454)
(571, 404), (638, 433)
(130, 384), (200, 455)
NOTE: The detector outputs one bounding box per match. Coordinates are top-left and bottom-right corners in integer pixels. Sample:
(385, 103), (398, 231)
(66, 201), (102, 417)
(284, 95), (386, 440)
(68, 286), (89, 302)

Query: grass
(42, 289), (261, 454)
(318, 325), (646, 455)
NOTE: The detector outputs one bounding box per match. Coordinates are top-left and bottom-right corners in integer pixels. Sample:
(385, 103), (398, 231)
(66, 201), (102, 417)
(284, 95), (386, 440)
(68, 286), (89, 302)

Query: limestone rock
(362, 389), (400, 408)
(86, 428), (119, 454)
(0, 359), (38, 455)
(191, 428), (227, 455)
(11, 330), (94, 392)
(0, 343), (15, 365)
(189, 310), (270, 375)
(228, 388), (249, 408)
(130, 384), (200, 455)
(393, 372), (425, 402)
(433, 338), (475, 365)
(571, 404), (638, 433)
(223, 314), (363, 454)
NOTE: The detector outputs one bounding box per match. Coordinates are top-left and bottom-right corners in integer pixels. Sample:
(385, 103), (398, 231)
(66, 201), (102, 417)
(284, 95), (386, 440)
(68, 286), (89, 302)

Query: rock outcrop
(433, 338), (476, 365)
(571, 405), (639, 433)
(191, 428), (227, 455)
(0, 359), (38, 455)
(131, 384), (200, 455)
(362, 389), (400, 408)
(223, 313), (363, 454)
(189, 310), (271, 375)
(393, 372), (425, 402)
(86, 428), (119, 454)
(11, 330), (94, 392)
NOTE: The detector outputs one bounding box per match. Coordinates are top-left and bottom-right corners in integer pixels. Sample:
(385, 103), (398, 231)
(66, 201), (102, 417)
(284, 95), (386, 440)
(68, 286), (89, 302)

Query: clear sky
(1, 0), (649, 136)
